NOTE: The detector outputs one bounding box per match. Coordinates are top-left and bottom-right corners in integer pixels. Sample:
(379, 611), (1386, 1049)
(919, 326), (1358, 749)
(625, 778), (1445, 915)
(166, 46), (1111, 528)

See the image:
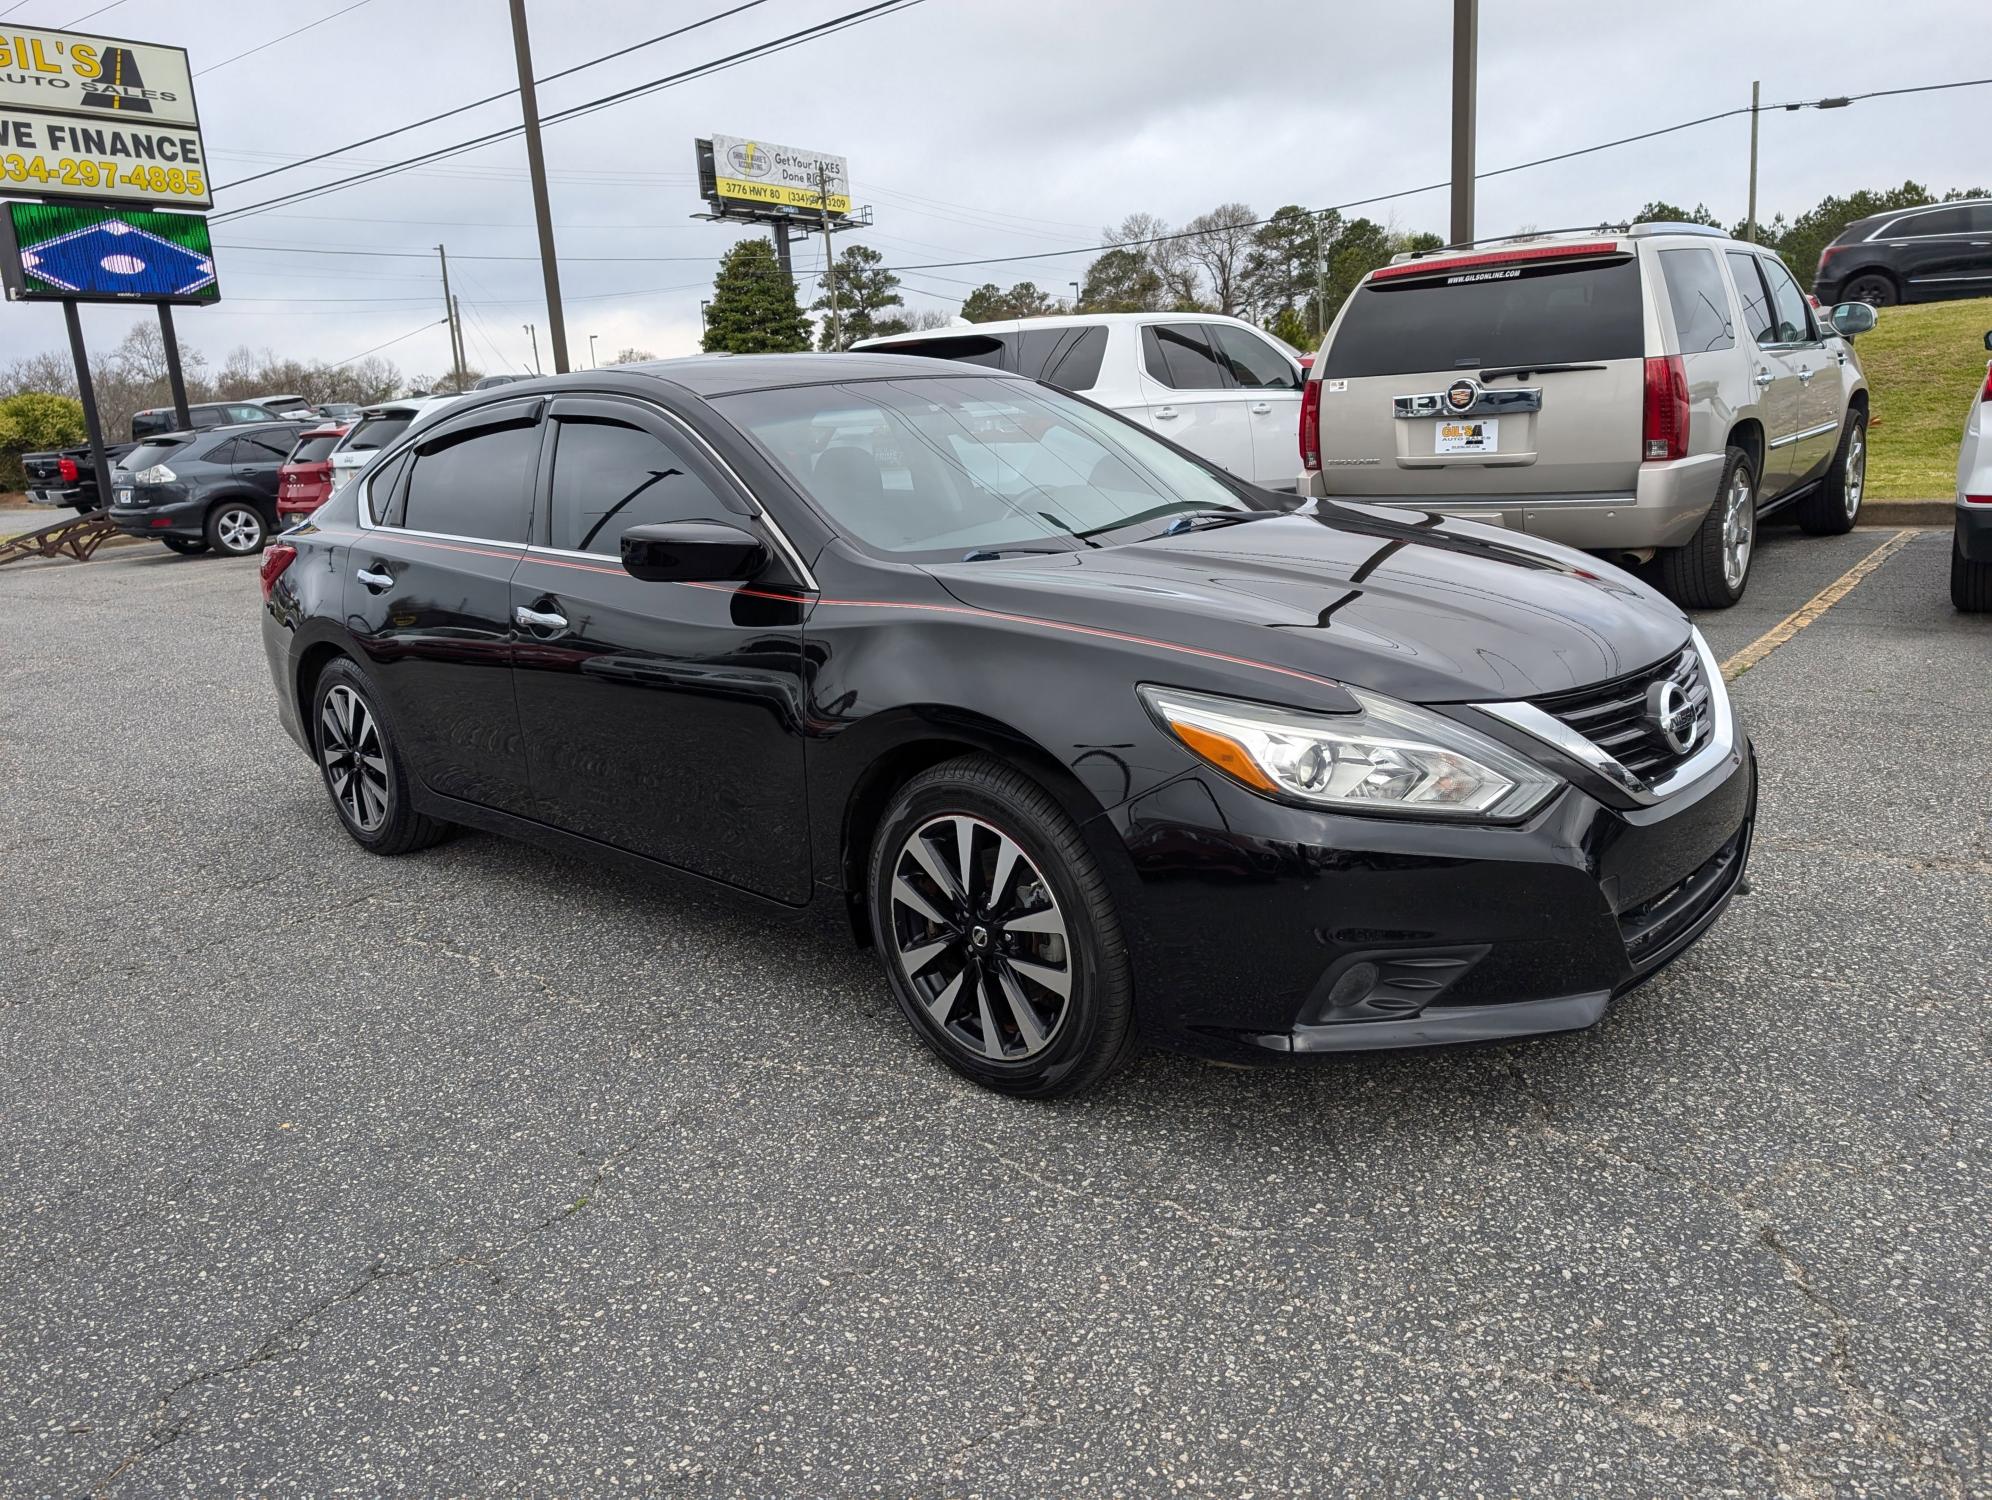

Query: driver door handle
(1153, 406), (1178, 420)
(355, 566), (392, 592)
(1753, 370), (1775, 388)
(514, 604), (568, 633)
(1249, 402), (1273, 415)
(1797, 367), (1814, 383)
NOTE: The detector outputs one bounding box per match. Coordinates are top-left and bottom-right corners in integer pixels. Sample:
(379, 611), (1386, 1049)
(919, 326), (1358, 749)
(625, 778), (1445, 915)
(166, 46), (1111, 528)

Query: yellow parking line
(1721, 528), (1925, 680)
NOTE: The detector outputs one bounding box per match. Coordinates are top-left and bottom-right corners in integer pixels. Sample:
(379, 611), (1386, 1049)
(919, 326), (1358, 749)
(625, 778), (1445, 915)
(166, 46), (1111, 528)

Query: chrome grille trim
(1475, 628), (1738, 807)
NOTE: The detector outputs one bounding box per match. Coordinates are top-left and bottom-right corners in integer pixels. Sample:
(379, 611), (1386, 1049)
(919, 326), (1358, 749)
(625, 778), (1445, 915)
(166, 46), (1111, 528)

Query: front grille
(1617, 825), (1748, 972)
(1530, 645), (1710, 785)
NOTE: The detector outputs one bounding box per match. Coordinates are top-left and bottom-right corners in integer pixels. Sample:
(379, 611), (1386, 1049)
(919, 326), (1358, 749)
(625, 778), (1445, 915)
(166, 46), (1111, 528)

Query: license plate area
(1436, 419), (1498, 454)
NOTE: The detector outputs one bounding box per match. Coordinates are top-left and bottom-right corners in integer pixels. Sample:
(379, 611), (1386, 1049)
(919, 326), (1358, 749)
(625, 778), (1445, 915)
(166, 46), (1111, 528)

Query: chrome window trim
(1768, 419), (1841, 449)
(1474, 628), (1737, 807)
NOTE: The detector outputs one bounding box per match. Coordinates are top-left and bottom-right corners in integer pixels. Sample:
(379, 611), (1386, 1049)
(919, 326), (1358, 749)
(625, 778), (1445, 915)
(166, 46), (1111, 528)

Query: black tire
(1797, 408), (1866, 535)
(1842, 272), (1897, 308)
(1658, 445), (1757, 609)
(311, 659), (450, 856)
(1954, 535), (1992, 612)
(160, 537), (208, 555)
(866, 755), (1137, 1098)
(205, 499), (268, 557)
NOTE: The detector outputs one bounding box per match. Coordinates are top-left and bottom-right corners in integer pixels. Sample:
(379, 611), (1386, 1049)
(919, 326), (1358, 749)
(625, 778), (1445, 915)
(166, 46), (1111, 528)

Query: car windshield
(716, 376), (1254, 559)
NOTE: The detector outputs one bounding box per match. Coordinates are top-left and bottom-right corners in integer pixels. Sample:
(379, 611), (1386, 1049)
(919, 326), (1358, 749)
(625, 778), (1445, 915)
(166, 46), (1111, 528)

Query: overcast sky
(2, 0), (1985, 382)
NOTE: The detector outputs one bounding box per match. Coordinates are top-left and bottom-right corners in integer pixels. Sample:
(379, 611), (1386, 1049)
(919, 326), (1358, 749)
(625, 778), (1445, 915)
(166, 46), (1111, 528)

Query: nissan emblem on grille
(1646, 679), (1700, 756)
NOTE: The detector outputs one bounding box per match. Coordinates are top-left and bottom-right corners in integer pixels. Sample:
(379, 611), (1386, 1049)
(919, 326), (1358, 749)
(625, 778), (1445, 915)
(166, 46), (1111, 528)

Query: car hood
(921, 502), (1690, 704)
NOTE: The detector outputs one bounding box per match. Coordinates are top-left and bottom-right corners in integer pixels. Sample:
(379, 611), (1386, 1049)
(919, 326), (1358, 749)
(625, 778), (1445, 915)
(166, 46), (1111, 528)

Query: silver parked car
(1300, 223), (1877, 607)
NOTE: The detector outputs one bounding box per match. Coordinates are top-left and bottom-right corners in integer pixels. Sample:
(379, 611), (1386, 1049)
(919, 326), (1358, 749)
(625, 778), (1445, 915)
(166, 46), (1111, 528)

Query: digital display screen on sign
(0, 200), (217, 304)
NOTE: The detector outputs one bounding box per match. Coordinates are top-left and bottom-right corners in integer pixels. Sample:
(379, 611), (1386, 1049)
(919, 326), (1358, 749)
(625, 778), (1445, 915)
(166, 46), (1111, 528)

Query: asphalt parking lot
(2, 520), (1987, 1498)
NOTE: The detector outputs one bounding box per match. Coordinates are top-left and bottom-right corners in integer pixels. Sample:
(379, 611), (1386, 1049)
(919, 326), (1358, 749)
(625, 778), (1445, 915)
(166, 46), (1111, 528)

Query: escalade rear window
(1323, 256), (1644, 379)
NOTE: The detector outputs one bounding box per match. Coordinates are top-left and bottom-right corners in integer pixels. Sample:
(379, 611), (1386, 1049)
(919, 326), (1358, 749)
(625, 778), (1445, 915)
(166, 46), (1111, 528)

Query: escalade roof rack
(1627, 221), (1727, 238)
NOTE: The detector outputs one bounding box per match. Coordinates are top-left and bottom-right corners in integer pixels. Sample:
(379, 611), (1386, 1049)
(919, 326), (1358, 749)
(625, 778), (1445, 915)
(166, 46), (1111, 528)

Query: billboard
(1, 201), (217, 305)
(705, 134), (850, 217)
(0, 25), (208, 208)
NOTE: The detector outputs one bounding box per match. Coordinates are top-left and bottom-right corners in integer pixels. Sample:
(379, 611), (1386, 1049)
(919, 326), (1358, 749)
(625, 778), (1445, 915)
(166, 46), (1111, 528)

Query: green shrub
(0, 391), (86, 492)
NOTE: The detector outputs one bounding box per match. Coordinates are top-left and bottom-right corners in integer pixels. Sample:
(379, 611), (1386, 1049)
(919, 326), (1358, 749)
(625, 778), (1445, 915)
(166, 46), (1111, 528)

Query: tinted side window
(226, 405), (274, 424)
(1890, 207), (1970, 238)
(1014, 328), (1070, 380)
(871, 334), (1008, 368)
(202, 438), (241, 464)
(240, 431), (296, 461)
(1142, 324), (1229, 390)
(398, 417), (538, 543)
(364, 450), (412, 523)
(1211, 325), (1300, 389)
(1657, 248), (1735, 353)
(191, 407), (226, 429)
(1044, 326), (1106, 391)
(1758, 257), (1814, 343)
(1724, 253), (1775, 344)
(547, 416), (734, 556)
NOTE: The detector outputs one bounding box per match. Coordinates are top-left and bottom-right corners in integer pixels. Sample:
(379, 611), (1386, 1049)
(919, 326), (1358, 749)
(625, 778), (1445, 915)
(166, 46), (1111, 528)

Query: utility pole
(508, 0), (569, 372)
(1315, 210), (1332, 337)
(437, 245), (466, 392)
(453, 296), (468, 385)
(1450, 0), (1478, 246)
(816, 162), (840, 351)
(588, 333), (598, 369)
(524, 323), (541, 375)
(1746, 79), (1761, 244)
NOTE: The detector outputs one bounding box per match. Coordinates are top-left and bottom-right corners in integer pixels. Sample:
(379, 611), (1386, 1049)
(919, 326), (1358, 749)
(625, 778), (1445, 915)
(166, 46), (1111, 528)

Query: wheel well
(838, 732), (1099, 949)
(1845, 388), (1869, 421)
(294, 642), (347, 742)
(1726, 419), (1765, 483)
(1839, 265), (1897, 293)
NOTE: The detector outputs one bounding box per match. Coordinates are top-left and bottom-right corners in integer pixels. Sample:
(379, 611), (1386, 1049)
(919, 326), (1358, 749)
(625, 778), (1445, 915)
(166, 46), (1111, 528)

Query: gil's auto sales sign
(0, 25), (210, 209)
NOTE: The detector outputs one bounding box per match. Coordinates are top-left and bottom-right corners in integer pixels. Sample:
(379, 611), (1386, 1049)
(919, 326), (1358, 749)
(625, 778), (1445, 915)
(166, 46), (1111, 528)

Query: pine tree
(812, 244), (905, 350)
(702, 238), (810, 354)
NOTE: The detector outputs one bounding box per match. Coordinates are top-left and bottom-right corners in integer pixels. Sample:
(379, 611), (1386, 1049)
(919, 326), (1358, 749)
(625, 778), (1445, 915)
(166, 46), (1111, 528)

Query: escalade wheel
(1658, 446), (1756, 609)
(1954, 538), (1992, 612)
(1797, 410), (1865, 535)
(867, 756), (1136, 1098)
(207, 501), (267, 557)
(312, 660), (451, 856)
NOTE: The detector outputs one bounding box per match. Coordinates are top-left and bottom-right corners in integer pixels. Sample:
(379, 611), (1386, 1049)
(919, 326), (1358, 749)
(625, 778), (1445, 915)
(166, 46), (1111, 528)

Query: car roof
(138, 419), (308, 447)
(616, 352), (1010, 395)
(1842, 198), (1990, 233)
(851, 310), (1266, 347)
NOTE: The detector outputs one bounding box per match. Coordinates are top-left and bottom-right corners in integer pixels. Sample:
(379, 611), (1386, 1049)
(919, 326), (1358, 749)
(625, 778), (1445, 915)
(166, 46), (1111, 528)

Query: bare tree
(1183, 203), (1259, 316)
(1104, 212), (1199, 310)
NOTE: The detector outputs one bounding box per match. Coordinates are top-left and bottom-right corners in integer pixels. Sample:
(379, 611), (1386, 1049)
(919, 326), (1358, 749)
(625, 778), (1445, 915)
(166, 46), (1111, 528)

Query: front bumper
(1098, 735), (1756, 1063)
(1299, 453), (1723, 552)
(1956, 499), (1992, 561)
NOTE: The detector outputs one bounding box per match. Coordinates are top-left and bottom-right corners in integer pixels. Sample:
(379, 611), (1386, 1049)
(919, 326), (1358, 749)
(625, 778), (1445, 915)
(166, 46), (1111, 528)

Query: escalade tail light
(259, 542), (297, 601)
(57, 456), (79, 483)
(1299, 378), (1322, 472)
(1981, 360), (1992, 403)
(1642, 355), (1689, 461)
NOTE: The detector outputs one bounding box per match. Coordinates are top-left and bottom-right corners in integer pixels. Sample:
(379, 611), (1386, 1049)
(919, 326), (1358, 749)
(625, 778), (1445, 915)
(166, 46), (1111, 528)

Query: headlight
(132, 464), (176, 484)
(1140, 684), (1561, 821)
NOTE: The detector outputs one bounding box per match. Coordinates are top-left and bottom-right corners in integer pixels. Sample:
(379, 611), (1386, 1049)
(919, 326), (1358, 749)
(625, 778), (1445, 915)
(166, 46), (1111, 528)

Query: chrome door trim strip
(1768, 419), (1841, 450)
(1475, 628), (1737, 807)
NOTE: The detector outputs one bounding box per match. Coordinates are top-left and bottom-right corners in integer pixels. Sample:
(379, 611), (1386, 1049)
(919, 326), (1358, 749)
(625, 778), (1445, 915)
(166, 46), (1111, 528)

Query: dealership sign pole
(0, 23), (213, 470)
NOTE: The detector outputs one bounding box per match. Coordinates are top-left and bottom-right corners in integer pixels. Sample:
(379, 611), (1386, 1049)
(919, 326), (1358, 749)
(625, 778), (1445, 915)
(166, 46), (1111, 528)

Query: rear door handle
(355, 566), (393, 592)
(1153, 406), (1178, 420)
(1797, 367), (1814, 383)
(514, 604), (569, 633)
(1249, 402), (1272, 415)
(1753, 370), (1775, 388)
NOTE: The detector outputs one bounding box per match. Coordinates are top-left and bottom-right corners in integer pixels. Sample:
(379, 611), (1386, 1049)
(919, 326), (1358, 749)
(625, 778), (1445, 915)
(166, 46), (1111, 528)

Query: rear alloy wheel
(1842, 273), (1897, 307)
(1954, 536), (1992, 612)
(160, 537), (208, 555)
(869, 756), (1135, 1097)
(312, 660), (450, 855)
(1797, 410), (1866, 535)
(1658, 445), (1756, 609)
(206, 501), (267, 557)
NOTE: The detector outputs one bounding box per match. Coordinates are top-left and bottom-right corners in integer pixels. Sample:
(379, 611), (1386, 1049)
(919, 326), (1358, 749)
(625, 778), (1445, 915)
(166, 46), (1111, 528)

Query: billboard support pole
(508, 0), (569, 374)
(157, 305), (191, 432)
(771, 218), (792, 278)
(815, 164), (840, 351)
(62, 301), (111, 512)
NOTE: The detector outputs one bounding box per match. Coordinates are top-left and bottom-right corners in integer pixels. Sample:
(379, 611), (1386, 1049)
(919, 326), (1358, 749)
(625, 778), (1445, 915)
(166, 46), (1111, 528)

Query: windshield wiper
(960, 546), (1065, 562)
(1077, 500), (1253, 541)
(1478, 361), (1607, 381)
(1161, 510), (1266, 536)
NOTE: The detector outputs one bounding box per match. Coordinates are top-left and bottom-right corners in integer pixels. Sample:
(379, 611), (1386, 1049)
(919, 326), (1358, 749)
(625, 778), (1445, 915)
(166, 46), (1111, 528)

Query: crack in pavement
(996, 1154), (1279, 1241)
(1498, 1056), (1970, 1500)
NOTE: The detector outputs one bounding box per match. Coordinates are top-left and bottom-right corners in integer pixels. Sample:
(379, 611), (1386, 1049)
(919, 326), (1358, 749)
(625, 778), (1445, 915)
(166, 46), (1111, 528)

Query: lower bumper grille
(1617, 823), (1749, 973)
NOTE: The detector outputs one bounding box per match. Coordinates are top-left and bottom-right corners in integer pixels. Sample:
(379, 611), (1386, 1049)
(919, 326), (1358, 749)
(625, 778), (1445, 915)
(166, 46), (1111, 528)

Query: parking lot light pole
(1746, 80), (1760, 243)
(589, 333), (599, 368)
(1450, 0), (1478, 246)
(524, 323), (541, 376)
(509, 0), (569, 373)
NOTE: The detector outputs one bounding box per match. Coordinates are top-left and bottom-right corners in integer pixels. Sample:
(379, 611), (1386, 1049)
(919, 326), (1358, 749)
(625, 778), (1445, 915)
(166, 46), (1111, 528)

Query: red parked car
(275, 424), (350, 519)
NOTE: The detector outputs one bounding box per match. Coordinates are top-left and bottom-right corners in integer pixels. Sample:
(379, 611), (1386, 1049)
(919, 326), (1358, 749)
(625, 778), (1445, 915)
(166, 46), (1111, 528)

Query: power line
(208, 0), (930, 224)
(211, 0), (777, 193)
(329, 318), (450, 367)
(61, 0), (124, 24)
(194, 0), (374, 76)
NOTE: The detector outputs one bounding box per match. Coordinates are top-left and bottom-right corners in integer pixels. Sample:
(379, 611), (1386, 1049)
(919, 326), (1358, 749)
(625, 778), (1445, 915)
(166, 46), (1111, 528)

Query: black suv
(1814, 199), (1992, 307)
(107, 421), (311, 556)
(130, 400), (292, 441)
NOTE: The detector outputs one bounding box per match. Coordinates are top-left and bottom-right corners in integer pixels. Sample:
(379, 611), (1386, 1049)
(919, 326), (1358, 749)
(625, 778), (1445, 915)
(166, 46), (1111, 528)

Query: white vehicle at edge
(852, 312), (1307, 491)
(1953, 326), (1992, 611)
(325, 395), (463, 498)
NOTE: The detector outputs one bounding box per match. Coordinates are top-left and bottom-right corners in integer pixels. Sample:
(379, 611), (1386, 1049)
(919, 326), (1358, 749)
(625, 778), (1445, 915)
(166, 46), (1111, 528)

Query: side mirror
(1829, 302), (1878, 338)
(620, 519), (767, 583)
(1983, 330), (1992, 352)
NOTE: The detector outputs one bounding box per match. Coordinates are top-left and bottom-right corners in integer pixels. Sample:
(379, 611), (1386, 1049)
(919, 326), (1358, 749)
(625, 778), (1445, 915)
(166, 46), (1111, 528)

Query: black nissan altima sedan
(259, 353), (1755, 1097)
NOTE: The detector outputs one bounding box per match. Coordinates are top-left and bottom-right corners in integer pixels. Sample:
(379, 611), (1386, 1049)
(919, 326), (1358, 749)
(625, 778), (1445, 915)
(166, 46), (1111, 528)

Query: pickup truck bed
(22, 443), (138, 511)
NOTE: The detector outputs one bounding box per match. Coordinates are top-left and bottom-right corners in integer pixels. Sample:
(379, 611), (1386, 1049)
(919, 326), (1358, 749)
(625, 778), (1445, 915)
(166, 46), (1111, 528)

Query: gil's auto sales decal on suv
(1445, 268), (1523, 285)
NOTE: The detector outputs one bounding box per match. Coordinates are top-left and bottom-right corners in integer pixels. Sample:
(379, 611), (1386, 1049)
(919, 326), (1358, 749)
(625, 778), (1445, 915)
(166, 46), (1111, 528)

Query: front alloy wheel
(869, 756), (1135, 1097)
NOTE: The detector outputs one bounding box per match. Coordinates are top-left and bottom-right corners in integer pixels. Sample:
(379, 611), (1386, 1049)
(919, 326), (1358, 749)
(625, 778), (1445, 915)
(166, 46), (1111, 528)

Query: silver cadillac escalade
(1299, 223), (1876, 608)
